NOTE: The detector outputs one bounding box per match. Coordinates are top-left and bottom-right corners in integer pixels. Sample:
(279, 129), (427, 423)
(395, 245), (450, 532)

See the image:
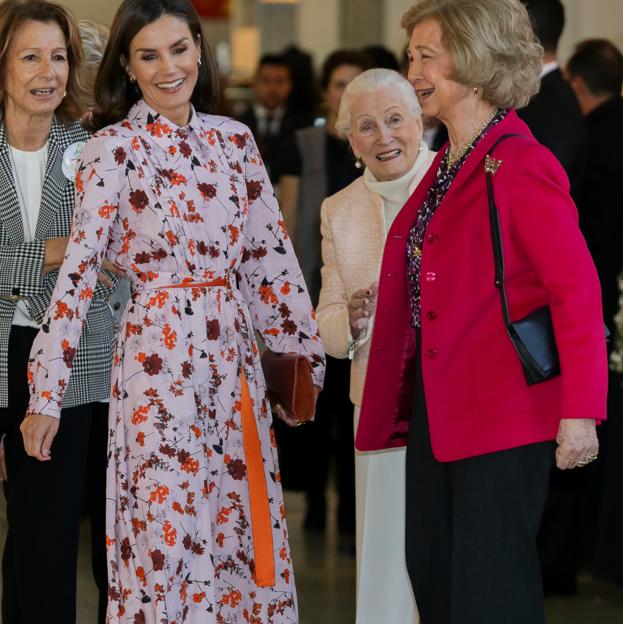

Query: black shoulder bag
(486, 133), (560, 385)
(486, 134), (610, 385)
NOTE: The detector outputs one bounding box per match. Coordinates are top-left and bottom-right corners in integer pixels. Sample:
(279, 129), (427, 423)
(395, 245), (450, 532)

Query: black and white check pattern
(0, 118), (118, 408)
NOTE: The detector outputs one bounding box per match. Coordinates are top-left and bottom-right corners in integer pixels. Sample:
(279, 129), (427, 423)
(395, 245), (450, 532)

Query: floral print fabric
(28, 99), (325, 623)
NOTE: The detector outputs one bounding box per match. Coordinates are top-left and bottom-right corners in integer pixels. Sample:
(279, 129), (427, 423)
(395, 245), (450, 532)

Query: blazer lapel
(35, 119), (67, 239)
(435, 110), (521, 212)
(0, 124), (26, 244)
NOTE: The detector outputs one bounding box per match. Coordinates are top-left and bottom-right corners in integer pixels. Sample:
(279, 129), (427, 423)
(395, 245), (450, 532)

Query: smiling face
(406, 18), (472, 123)
(348, 86), (423, 181)
(125, 14), (201, 127)
(2, 19), (69, 122)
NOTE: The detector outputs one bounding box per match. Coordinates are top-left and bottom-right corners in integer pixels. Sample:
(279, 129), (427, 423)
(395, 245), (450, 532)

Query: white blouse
(10, 142), (48, 328)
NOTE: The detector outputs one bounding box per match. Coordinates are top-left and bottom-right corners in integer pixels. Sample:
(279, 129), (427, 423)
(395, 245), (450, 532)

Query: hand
(20, 413), (59, 462)
(555, 418), (599, 470)
(274, 385), (321, 427)
(43, 236), (69, 274)
(98, 259), (126, 288)
(0, 435), (7, 481)
(348, 281), (378, 339)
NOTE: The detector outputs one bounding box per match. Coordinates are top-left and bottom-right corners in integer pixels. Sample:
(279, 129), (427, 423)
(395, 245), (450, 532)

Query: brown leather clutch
(260, 350), (316, 423)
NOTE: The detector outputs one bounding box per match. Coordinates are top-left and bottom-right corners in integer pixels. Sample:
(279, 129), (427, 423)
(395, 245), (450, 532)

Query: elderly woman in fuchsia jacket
(355, 1), (607, 623)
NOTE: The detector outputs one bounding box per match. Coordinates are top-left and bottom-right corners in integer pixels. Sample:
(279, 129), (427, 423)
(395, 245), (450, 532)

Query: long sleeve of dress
(236, 130), (325, 388)
(28, 136), (120, 418)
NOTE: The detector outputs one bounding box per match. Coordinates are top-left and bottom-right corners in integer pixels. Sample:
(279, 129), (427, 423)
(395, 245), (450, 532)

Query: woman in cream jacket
(317, 68), (435, 624)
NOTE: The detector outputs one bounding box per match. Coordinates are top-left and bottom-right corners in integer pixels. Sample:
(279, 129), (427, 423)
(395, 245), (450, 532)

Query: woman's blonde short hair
(402, 0), (543, 109)
(78, 20), (109, 111)
(335, 68), (422, 138)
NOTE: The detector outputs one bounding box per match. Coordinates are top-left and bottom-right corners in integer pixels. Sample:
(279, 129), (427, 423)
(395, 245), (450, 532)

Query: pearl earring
(354, 156), (363, 169)
(473, 86), (479, 94)
(198, 57), (202, 66)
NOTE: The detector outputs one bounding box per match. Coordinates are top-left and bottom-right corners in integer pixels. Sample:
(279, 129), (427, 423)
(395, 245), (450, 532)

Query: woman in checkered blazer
(0, 2), (119, 622)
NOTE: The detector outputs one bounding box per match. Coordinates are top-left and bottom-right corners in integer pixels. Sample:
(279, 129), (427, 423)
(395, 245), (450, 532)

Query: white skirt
(354, 406), (419, 624)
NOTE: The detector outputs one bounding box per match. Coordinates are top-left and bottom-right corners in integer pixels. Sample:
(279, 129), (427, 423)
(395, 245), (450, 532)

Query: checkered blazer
(0, 118), (117, 409)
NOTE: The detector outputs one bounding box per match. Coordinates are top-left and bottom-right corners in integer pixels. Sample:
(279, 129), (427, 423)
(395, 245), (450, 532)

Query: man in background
(239, 54), (310, 183)
(567, 38), (623, 588)
(519, 0), (585, 191)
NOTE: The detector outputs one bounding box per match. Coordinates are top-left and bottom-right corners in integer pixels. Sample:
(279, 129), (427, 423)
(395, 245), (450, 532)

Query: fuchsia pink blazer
(355, 110), (608, 462)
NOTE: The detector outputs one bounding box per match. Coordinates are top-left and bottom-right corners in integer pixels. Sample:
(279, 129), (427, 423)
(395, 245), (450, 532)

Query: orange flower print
(163, 324), (177, 350)
(258, 285), (278, 305)
(163, 521), (177, 547)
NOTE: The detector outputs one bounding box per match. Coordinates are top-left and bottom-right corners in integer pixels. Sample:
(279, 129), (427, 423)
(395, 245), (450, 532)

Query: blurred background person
(519, 0), (592, 597)
(281, 44), (321, 125)
(318, 67), (434, 623)
(518, 0), (585, 191)
(239, 53), (310, 183)
(566, 37), (623, 589)
(277, 49), (369, 536)
(0, 1), (118, 622)
(361, 44), (399, 71)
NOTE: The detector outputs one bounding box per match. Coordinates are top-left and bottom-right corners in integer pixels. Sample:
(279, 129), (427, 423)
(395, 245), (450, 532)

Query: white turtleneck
(363, 140), (434, 234)
(347, 141), (435, 356)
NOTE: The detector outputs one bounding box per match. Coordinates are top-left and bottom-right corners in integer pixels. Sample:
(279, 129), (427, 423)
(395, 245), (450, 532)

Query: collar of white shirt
(540, 61), (559, 79)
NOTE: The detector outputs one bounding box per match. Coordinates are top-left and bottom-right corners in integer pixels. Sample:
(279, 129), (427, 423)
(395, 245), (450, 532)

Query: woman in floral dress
(25, 1), (325, 622)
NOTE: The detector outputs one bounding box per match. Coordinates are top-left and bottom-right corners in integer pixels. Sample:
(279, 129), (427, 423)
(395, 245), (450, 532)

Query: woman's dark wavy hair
(89, 0), (219, 131)
(0, 0), (86, 125)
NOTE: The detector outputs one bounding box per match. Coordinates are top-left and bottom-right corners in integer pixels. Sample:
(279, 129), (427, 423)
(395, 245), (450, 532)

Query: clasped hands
(348, 281), (378, 340)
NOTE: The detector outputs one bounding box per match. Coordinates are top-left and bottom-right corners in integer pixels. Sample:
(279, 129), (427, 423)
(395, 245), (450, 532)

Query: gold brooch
(485, 155), (503, 174)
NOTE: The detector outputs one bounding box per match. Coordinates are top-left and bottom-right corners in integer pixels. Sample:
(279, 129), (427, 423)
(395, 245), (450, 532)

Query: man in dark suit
(567, 39), (623, 331)
(567, 39), (623, 587)
(239, 54), (312, 183)
(519, 0), (585, 188)
(519, 0), (588, 596)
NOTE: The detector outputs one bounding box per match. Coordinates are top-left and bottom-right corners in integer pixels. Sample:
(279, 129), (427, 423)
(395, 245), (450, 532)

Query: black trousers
(405, 341), (553, 624)
(303, 355), (355, 532)
(0, 326), (107, 624)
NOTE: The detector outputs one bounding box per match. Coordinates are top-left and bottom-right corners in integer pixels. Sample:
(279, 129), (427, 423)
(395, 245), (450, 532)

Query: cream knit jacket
(317, 144), (435, 406)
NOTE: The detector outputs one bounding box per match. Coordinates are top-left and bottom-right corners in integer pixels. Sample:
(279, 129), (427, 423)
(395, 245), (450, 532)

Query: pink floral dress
(28, 100), (325, 623)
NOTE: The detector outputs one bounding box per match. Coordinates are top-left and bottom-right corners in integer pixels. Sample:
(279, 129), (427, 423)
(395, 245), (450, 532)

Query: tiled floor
(1, 488), (622, 623)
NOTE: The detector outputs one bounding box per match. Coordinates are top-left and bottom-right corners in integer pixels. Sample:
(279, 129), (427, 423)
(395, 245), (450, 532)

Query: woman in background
(0, 1), (118, 621)
(318, 68), (434, 623)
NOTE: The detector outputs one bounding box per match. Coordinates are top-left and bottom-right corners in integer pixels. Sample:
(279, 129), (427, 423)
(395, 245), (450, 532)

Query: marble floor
(0, 488), (622, 623)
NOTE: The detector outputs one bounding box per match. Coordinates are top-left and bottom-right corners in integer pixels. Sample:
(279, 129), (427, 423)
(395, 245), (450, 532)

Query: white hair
(335, 68), (422, 138)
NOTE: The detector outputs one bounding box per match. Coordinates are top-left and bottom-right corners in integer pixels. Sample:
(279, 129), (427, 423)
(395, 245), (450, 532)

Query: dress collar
(125, 99), (199, 144)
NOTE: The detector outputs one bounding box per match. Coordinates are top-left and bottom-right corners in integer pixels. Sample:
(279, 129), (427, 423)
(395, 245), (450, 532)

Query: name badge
(62, 141), (87, 182)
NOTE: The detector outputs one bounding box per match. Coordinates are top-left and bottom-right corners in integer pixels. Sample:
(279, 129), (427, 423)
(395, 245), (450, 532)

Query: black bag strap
(486, 133), (528, 329)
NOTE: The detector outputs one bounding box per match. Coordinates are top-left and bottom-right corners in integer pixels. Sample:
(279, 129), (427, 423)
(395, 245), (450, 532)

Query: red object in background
(192, 0), (229, 19)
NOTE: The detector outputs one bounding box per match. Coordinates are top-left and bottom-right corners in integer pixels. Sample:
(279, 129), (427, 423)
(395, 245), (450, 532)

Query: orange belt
(144, 276), (276, 586)
(240, 371), (276, 586)
(153, 277), (229, 290)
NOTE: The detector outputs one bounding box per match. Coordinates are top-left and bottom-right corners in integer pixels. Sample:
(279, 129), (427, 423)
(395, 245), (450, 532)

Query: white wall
(60, 0), (121, 23)
(559, 0), (623, 62)
(295, 0), (340, 69)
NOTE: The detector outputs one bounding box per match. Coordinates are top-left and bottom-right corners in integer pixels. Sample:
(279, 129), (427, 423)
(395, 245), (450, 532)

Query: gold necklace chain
(446, 108), (499, 167)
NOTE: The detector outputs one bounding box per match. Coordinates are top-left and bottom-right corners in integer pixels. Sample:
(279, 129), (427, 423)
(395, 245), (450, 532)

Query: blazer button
(113, 302), (121, 311)
(427, 348), (439, 359)
(425, 271), (436, 282)
(426, 233), (438, 243)
(426, 310), (438, 320)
